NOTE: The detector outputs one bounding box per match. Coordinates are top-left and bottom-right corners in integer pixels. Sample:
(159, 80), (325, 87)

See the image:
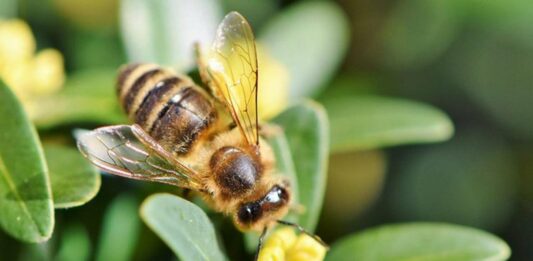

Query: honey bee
(76, 11), (324, 257)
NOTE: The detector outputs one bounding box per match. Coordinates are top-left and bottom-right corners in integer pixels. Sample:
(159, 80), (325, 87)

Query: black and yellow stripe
(116, 63), (217, 155)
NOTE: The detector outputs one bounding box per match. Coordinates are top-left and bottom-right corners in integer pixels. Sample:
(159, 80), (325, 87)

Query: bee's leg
(194, 42), (211, 88)
(254, 227), (268, 261)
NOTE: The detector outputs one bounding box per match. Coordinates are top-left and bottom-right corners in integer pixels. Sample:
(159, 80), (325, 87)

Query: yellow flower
(32, 49), (65, 96)
(259, 246), (286, 261)
(1, 59), (34, 101)
(258, 228), (327, 261)
(0, 19), (65, 105)
(286, 233), (327, 261)
(257, 44), (290, 121)
(264, 227), (298, 250)
(0, 19), (35, 72)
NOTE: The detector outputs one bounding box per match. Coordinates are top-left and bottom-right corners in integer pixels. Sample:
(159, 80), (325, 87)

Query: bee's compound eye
(237, 202), (262, 224)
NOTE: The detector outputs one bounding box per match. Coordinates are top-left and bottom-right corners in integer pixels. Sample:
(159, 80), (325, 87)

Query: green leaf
(44, 144), (100, 209)
(140, 193), (226, 261)
(450, 33), (533, 140)
(55, 225), (91, 261)
(389, 127), (517, 230)
(259, 1), (350, 98)
(0, 0), (16, 18)
(31, 69), (126, 129)
(96, 194), (140, 261)
(120, 0), (222, 72)
(379, 0), (459, 68)
(321, 95), (454, 153)
(0, 81), (53, 243)
(457, 0), (533, 45)
(326, 223), (511, 261)
(272, 101), (329, 232)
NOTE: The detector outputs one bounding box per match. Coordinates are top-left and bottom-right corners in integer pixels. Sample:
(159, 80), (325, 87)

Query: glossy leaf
(96, 194), (140, 261)
(55, 225), (91, 261)
(380, 0), (459, 68)
(120, 0), (222, 72)
(459, 0), (533, 44)
(260, 1), (350, 98)
(140, 193), (226, 261)
(451, 33), (533, 140)
(45, 144), (100, 209)
(272, 101), (329, 232)
(0, 81), (53, 242)
(389, 127), (517, 230)
(321, 95), (453, 153)
(326, 223), (511, 261)
(30, 69), (126, 129)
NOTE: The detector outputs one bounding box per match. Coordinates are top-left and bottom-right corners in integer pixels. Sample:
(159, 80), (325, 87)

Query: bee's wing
(199, 11), (259, 146)
(76, 124), (201, 189)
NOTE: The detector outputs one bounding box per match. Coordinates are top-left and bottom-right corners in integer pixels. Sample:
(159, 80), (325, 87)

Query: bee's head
(235, 182), (290, 230)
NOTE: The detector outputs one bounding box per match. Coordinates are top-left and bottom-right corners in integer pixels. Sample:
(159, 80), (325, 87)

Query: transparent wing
(76, 125), (201, 189)
(203, 11), (259, 146)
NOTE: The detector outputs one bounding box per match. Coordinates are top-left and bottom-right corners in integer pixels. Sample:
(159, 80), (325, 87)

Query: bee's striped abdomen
(117, 63), (217, 155)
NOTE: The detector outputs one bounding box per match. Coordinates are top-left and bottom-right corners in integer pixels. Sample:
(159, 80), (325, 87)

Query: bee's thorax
(210, 146), (262, 198)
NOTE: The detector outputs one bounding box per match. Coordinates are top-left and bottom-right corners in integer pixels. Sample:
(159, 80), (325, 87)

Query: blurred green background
(0, 0), (531, 260)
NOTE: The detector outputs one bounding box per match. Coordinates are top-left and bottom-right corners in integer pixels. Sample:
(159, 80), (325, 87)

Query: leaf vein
(0, 156), (44, 236)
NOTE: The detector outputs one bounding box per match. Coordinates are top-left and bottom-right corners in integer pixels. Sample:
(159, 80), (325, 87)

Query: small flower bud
(264, 227), (297, 251)
(32, 49), (65, 96)
(258, 246), (285, 261)
(259, 228), (327, 261)
(286, 233), (327, 261)
(0, 20), (35, 73)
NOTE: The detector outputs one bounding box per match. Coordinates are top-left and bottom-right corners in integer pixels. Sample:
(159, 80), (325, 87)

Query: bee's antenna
(254, 226), (268, 261)
(276, 220), (328, 248)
